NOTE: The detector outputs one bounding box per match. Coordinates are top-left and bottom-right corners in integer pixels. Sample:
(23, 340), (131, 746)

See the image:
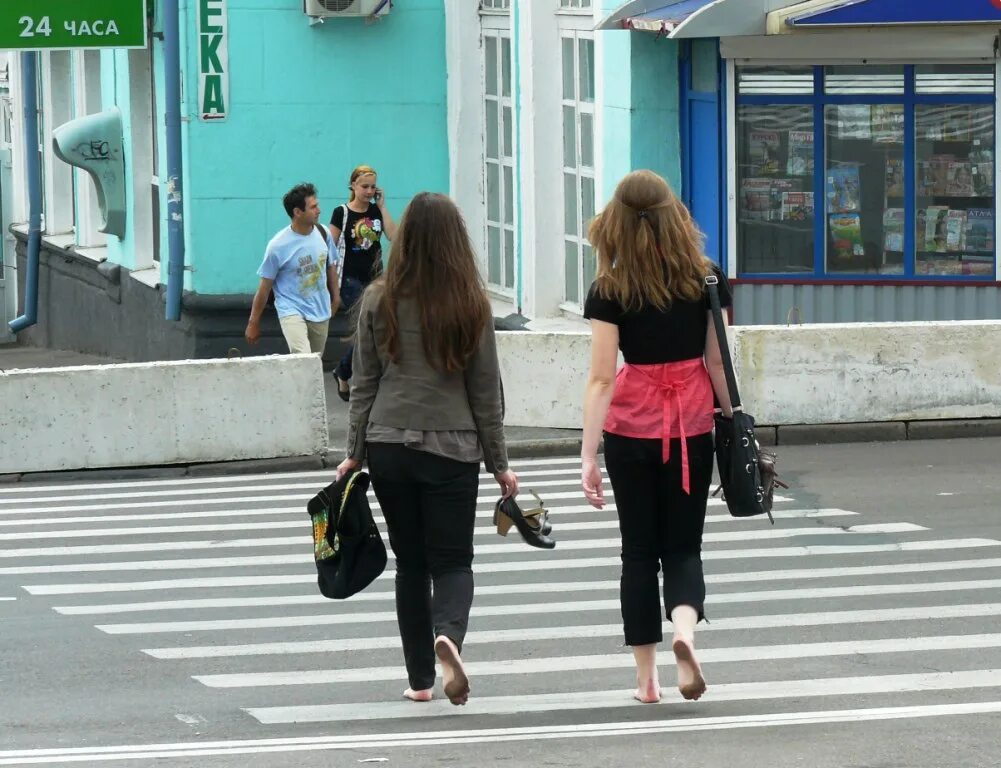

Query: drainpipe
(8, 52), (41, 334)
(164, 0), (185, 321)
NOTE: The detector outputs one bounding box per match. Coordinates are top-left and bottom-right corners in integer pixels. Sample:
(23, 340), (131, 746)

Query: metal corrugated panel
(733, 284), (1001, 325)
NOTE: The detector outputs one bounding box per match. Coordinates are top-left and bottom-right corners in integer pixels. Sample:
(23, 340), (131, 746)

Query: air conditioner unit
(303, 0), (391, 19)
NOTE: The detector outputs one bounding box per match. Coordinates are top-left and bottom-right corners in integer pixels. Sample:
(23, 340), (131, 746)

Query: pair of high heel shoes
(493, 491), (556, 549)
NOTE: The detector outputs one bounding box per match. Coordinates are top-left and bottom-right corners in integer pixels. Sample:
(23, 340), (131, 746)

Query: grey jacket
(346, 283), (509, 473)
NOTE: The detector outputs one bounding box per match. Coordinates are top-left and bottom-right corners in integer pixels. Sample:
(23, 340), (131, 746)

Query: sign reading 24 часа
(0, 0), (146, 50)
(197, 0), (229, 122)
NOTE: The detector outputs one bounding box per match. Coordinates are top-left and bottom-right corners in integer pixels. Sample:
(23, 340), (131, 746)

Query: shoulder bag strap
(704, 274), (743, 412)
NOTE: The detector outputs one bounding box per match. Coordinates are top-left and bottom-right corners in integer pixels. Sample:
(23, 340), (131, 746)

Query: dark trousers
(603, 431), (715, 646)
(334, 277), (365, 381)
(366, 442), (479, 690)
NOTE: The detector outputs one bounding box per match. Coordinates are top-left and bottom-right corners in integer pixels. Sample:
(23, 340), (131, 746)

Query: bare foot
(672, 635), (707, 701)
(403, 688), (433, 702)
(434, 636), (470, 706)
(633, 677), (661, 704)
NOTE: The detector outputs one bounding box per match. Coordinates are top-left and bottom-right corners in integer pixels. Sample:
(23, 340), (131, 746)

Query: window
(735, 64), (996, 280)
(561, 31), (595, 305)
(41, 51), (74, 236)
(480, 0), (510, 9)
(481, 9), (514, 292)
(559, 0), (593, 9)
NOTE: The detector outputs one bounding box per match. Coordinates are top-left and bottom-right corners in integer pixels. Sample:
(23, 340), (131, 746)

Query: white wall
(496, 321), (1001, 429)
(0, 355), (328, 474)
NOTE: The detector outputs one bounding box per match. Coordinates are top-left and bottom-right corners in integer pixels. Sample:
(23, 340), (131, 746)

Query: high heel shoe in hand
(493, 491), (555, 549)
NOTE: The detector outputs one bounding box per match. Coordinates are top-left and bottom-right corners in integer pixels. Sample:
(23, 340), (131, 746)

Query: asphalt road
(1, 437), (1000, 767)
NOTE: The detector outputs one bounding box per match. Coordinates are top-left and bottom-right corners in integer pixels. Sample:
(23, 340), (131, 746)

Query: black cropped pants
(603, 431), (714, 646)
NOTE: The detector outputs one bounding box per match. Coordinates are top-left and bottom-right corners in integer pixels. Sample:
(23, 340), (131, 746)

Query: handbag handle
(705, 274), (743, 413)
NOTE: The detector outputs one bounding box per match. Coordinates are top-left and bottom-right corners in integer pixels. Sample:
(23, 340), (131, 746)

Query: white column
(8, 54), (27, 225)
(444, 0), (487, 285)
(516, 0), (564, 319)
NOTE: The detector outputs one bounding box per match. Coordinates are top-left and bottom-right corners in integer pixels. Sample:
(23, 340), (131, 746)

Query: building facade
(5, 0), (1000, 363)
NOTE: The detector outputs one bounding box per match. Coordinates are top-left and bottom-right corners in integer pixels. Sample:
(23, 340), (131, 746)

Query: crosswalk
(2, 455), (1001, 763)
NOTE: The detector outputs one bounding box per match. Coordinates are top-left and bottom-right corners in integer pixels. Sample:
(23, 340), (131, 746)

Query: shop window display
(735, 64), (995, 280)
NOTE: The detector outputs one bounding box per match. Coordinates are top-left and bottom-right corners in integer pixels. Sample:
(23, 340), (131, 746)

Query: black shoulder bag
(705, 274), (787, 525)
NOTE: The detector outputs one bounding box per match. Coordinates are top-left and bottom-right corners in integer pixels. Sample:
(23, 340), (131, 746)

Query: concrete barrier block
(0, 354), (327, 474)
(496, 331), (590, 429)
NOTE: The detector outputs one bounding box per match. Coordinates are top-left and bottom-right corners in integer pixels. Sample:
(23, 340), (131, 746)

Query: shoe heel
(493, 507), (513, 536)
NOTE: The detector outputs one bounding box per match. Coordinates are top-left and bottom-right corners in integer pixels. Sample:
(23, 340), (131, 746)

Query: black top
(331, 203), (384, 284)
(582, 265), (733, 364)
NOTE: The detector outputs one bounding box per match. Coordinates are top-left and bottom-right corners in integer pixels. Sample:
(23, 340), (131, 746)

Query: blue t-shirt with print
(258, 226), (338, 322)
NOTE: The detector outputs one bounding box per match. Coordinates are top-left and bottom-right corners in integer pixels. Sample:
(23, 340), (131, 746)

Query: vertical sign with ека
(197, 0), (228, 121)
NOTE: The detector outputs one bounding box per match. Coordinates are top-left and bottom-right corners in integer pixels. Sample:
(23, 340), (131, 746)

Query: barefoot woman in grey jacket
(337, 192), (519, 706)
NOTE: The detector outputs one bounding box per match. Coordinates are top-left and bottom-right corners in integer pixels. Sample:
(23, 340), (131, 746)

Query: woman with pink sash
(580, 170), (733, 703)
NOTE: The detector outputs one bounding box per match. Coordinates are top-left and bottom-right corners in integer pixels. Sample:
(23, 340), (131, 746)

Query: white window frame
(558, 0), (593, 10)
(558, 22), (596, 311)
(480, 8), (516, 297)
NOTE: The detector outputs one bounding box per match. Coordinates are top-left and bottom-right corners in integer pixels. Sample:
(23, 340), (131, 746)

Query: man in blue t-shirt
(245, 183), (341, 354)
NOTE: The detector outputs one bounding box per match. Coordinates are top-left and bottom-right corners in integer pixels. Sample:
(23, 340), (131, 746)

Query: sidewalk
(0, 343), (583, 479)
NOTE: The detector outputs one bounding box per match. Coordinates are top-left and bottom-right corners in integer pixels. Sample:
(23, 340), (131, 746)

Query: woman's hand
(336, 457), (360, 481)
(581, 456), (605, 509)
(494, 469), (519, 499)
(375, 188), (387, 211)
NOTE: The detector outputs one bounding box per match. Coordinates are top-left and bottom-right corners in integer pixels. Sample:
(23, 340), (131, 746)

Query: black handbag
(705, 274), (787, 524)
(307, 470), (387, 599)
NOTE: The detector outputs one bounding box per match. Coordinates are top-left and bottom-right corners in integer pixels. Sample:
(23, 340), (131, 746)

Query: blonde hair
(348, 164), (377, 201)
(588, 170), (710, 312)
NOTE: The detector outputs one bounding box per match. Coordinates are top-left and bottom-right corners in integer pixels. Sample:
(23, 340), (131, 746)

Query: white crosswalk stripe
(2, 458), (1001, 756)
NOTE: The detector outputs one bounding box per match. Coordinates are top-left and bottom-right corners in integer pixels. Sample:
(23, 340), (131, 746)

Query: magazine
(748, 131), (781, 175)
(946, 162), (975, 197)
(741, 178), (774, 220)
(919, 156), (955, 197)
(769, 178), (801, 219)
(786, 131), (814, 176)
(835, 105), (872, 140)
(922, 206), (949, 253)
(826, 166), (861, 213)
(829, 213), (864, 260)
(781, 192), (815, 221)
(973, 160), (994, 197)
(871, 105), (904, 144)
(883, 208), (904, 252)
(964, 208), (994, 252)
(885, 157), (904, 197)
(946, 210), (967, 252)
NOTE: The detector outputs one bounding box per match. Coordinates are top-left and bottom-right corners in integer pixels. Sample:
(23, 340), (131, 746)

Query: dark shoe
(493, 492), (555, 549)
(334, 373), (350, 402)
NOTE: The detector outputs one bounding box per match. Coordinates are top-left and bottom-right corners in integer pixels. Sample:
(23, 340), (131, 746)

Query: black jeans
(334, 277), (365, 381)
(366, 442), (479, 691)
(603, 431), (715, 646)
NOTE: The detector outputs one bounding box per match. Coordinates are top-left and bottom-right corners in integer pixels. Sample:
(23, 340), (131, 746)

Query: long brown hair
(347, 164), (377, 201)
(588, 169), (709, 312)
(378, 192), (491, 372)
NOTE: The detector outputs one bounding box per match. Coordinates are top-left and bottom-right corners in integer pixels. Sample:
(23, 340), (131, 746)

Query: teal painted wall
(180, 0), (450, 295)
(597, 28), (681, 203)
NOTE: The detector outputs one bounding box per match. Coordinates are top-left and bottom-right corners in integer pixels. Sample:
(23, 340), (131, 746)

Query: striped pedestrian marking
(141, 602), (1001, 660)
(0, 521), (925, 557)
(2, 538), (997, 576)
(26, 556), (1001, 597)
(2, 702), (1000, 765)
(0, 505), (851, 530)
(4, 459), (1001, 757)
(0, 509), (863, 541)
(245, 668), (1001, 724)
(59, 576), (1001, 617)
(193, 633), (1001, 688)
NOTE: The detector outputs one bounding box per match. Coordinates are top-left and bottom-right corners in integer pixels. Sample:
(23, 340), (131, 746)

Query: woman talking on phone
(330, 164), (398, 401)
